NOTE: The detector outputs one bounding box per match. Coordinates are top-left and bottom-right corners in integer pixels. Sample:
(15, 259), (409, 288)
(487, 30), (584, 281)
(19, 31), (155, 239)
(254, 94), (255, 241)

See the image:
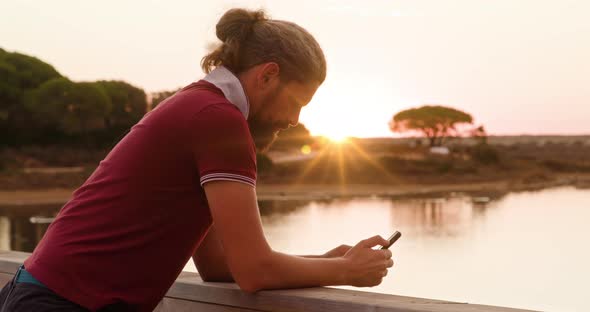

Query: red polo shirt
(23, 80), (257, 311)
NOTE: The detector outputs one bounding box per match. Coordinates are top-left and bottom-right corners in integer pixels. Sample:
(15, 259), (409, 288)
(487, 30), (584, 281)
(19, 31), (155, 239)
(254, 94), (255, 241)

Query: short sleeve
(188, 104), (257, 188)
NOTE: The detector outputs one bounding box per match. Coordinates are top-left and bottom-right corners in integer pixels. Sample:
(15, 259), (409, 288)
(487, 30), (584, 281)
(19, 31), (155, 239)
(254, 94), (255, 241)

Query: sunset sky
(2, 0), (589, 138)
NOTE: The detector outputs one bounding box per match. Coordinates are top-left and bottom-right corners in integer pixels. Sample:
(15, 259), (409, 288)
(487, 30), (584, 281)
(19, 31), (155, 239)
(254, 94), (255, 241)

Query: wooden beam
(166, 271), (536, 312)
(154, 297), (262, 312)
(0, 251), (537, 312)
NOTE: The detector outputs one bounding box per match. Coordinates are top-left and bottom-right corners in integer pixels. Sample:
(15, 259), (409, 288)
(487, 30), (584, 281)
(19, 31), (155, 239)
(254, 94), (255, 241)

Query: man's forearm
(197, 253), (329, 283)
(299, 254), (324, 259)
(251, 251), (348, 291)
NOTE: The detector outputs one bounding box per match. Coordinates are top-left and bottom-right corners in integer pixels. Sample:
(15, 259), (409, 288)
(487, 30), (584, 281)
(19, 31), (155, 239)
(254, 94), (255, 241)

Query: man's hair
(201, 8), (327, 84)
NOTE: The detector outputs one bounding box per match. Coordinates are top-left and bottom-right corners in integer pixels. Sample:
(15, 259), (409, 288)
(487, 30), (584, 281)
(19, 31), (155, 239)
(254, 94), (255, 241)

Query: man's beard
(248, 117), (279, 153)
(246, 84), (284, 153)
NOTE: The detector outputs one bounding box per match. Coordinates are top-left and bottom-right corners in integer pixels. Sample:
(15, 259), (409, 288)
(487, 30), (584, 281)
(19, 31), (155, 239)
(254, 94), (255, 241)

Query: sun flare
(326, 133), (349, 144)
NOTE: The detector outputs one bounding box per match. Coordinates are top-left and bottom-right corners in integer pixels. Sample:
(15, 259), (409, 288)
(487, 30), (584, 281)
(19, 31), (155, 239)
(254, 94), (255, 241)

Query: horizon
(2, 0), (589, 138)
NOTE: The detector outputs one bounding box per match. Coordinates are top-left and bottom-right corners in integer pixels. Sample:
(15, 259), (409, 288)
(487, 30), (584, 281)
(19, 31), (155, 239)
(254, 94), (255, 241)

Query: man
(0, 8), (394, 311)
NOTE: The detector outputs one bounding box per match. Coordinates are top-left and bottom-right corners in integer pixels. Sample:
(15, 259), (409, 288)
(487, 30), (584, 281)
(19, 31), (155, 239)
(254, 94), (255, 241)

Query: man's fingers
(380, 258), (394, 270)
(358, 235), (389, 248)
(380, 249), (392, 259)
(386, 258), (394, 268)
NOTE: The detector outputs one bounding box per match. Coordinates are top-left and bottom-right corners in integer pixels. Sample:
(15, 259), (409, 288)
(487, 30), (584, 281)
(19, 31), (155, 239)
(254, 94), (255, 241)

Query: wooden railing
(0, 250), (536, 312)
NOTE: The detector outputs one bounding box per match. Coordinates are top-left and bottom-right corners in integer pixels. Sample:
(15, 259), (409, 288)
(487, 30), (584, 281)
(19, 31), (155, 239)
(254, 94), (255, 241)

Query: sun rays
(287, 137), (399, 191)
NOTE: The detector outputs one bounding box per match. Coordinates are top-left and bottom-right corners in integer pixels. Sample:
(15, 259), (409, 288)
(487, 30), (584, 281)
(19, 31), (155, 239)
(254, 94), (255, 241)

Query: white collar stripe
(203, 66), (249, 119)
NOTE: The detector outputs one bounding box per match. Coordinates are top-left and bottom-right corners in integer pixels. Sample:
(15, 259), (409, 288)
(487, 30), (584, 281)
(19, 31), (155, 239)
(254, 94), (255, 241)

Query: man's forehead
(284, 82), (317, 105)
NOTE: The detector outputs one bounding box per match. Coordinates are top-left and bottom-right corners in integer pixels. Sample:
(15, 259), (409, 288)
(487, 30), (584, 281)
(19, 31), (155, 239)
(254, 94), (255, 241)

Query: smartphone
(380, 231), (401, 250)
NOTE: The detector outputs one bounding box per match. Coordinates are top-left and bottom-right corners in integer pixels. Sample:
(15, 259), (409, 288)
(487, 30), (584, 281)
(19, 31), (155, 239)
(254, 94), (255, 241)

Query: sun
(326, 133), (350, 144)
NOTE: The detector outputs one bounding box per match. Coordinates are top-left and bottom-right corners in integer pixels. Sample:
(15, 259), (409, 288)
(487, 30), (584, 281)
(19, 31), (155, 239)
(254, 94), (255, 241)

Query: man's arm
(202, 181), (392, 293)
(193, 225), (350, 283)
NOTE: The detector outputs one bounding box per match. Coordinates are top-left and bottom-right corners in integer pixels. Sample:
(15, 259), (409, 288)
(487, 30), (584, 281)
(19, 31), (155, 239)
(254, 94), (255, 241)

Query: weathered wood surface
(0, 250), (537, 312)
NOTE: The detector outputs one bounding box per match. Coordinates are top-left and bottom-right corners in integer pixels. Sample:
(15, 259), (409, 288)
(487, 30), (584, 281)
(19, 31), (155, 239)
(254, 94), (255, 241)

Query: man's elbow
(196, 260), (266, 292)
(237, 280), (261, 294)
(232, 270), (263, 293)
(232, 256), (274, 293)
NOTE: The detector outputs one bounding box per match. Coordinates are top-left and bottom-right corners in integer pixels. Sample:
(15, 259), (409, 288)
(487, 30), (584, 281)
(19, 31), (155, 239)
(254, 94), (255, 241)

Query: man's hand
(323, 244), (352, 258)
(342, 236), (394, 287)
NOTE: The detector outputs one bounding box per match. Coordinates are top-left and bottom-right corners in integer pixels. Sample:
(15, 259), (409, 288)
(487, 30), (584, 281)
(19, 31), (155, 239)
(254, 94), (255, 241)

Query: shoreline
(1, 173), (589, 206)
(257, 173), (590, 200)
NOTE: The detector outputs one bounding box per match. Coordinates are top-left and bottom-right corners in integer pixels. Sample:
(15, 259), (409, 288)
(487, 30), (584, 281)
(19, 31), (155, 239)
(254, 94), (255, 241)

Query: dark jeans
(0, 268), (131, 312)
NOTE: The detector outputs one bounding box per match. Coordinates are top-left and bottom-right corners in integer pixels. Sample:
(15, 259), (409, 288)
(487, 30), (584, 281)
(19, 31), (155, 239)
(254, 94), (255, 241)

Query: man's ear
(257, 62), (280, 89)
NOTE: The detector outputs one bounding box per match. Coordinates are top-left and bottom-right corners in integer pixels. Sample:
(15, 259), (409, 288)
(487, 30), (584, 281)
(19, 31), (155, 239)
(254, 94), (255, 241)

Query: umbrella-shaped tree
(389, 105), (474, 147)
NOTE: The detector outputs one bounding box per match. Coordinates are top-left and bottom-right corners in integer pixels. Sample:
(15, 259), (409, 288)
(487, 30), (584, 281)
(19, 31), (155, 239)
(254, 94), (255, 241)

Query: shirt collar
(203, 66), (250, 119)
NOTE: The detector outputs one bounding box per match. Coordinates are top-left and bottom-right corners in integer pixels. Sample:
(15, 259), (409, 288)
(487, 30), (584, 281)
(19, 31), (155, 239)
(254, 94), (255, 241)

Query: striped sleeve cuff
(200, 173), (256, 187)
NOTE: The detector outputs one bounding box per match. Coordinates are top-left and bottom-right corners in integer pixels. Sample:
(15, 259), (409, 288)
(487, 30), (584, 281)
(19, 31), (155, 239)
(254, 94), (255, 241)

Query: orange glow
(326, 134), (350, 144)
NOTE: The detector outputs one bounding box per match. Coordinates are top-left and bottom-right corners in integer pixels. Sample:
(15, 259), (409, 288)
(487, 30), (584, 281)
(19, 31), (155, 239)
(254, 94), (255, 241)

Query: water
(197, 186), (590, 312)
(1, 187), (589, 311)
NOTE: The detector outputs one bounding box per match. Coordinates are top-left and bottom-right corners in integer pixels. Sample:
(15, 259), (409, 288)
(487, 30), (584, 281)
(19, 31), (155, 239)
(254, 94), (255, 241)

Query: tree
(0, 48), (62, 145)
(0, 61), (19, 122)
(95, 80), (147, 130)
(26, 78), (112, 136)
(0, 48), (150, 146)
(0, 48), (61, 89)
(389, 105), (473, 147)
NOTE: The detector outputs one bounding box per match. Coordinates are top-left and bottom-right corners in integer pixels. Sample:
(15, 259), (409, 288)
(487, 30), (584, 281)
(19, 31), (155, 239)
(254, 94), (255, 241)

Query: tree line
(1, 48), (147, 147)
(1, 48), (485, 149)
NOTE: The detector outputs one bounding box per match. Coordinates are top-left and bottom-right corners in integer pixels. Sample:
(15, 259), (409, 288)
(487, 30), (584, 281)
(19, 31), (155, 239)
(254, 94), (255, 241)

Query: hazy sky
(2, 0), (589, 138)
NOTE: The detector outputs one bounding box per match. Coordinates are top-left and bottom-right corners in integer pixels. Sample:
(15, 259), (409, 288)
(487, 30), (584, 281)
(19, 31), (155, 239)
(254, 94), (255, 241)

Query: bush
(470, 144), (499, 164)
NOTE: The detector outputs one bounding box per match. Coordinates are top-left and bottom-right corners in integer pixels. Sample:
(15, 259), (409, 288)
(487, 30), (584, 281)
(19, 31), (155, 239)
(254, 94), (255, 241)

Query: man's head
(202, 8), (326, 152)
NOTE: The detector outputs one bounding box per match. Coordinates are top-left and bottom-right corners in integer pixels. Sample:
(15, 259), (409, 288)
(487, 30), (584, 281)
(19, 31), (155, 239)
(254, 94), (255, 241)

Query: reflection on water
(258, 194), (502, 245)
(1, 187), (589, 311)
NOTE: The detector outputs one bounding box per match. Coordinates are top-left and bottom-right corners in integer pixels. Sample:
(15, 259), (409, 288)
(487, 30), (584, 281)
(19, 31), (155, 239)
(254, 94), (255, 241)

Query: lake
(1, 186), (589, 311)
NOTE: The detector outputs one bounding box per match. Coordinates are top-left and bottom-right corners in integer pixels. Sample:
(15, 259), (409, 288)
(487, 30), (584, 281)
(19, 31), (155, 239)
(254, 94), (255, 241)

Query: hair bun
(216, 8), (268, 43)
